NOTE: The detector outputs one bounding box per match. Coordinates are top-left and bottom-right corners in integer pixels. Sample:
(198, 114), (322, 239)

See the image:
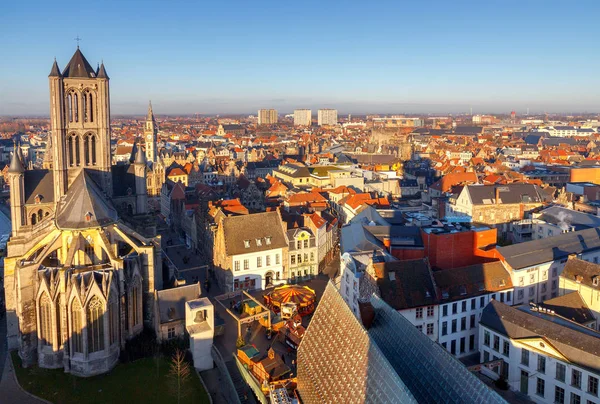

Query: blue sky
(1, 0), (600, 115)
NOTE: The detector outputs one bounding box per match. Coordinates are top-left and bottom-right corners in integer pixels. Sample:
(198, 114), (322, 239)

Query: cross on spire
(74, 35), (82, 49)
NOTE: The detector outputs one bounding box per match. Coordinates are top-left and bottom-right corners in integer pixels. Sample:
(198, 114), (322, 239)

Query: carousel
(264, 285), (316, 316)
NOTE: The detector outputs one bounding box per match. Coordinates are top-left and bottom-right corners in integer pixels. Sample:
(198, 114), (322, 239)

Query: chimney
(495, 187), (500, 205)
(383, 237), (391, 251)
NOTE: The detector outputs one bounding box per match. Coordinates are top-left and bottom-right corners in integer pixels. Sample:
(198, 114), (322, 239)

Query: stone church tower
(4, 48), (162, 377)
(48, 47), (112, 199)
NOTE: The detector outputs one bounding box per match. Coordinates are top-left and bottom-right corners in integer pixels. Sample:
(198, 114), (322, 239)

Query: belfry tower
(144, 101), (157, 163)
(48, 47), (112, 202)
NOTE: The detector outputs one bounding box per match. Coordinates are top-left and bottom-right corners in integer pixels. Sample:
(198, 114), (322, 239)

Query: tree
(169, 349), (191, 404)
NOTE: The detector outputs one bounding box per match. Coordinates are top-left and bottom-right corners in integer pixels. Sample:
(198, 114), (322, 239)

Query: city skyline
(2, 1), (600, 116)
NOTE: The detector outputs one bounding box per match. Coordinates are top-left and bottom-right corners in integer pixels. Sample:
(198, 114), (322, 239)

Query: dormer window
(459, 285), (467, 296)
(34, 194), (43, 204)
(84, 212), (93, 222)
(265, 236), (272, 245)
(441, 289), (449, 299)
(256, 238), (262, 247)
(244, 240), (250, 248)
(593, 276), (599, 287)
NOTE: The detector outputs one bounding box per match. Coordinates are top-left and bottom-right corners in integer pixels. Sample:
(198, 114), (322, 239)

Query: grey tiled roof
(24, 169), (54, 204)
(541, 291), (595, 325)
(498, 227), (600, 270)
(561, 258), (600, 289)
(222, 211), (288, 256)
(297, 282), (505, 404)
(55, 170), (118, 229)
(465, 183), (543, 205)
(537, 206), (600, 231)
(297, 282), (416, 403)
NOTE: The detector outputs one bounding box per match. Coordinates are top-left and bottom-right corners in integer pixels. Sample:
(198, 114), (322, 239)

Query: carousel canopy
(266, 285), (316, 308)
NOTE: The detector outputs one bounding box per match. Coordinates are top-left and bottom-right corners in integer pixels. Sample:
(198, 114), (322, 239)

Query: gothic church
(4, 48), (163, 376)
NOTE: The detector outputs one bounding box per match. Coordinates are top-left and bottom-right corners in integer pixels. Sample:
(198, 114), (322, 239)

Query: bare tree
(169, 349), (191, 404)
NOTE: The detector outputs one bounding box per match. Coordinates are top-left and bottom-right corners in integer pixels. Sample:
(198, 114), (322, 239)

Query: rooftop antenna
(74, 35), (82, 49)
(527, 107), (529, 116)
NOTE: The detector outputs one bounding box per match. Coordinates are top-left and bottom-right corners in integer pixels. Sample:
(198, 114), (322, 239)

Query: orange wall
(571, 167), (600, 184)
(391, 248), (425, 261)
(421, 227), (498, 270)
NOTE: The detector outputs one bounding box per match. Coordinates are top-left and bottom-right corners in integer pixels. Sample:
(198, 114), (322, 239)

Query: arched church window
(68, 136), (74, 167)
(84, 135), (90, 165)
(75, 135), (81, 166)
(67, 92), (73, 123)
(82, 91), (87, 122)
(73, 92), (79, 123)
(91, 134), (96, 165)
(88, 92), (94, 123)
(39, 294), (53, 346)
(37, 209), (43, 223)
(108, 297), (118, 345)
(31, 213), (37, 226)
(87, 296), (105, 353)
(84, 134), (97, 166)
(72, 299), (83, 353)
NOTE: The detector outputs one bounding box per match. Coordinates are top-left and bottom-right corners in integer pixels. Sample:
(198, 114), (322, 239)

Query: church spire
(97, 61), (109, 79)
(135, 140), (147, 165)
(147, 101), (155, 121)
(8, 141), (24, 173)
(49, 58), (61, 78)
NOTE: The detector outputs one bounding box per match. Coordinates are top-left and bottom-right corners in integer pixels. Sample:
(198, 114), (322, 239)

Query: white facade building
(435, 262), (514, 358)
(231, 247), (285, 291)
(498, 227), (600, 306)
(258, 109), (278, 125)
(479, 301), (600, 404)
(293, 109), (311, 126)
(318, 109), (338, 126)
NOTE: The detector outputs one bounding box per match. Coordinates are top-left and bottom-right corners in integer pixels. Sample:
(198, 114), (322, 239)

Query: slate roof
(364, 225), (423, 248)
(156, 283), (200, 324)
(55, 170), (118, 229)
(373, 259), (438, 310)
(48, 59), (61, 77)
(222, 211), (288, 256)
(498, 227), (600, 270)
(433, 261), (513, 302)
(561, 258), (600, 289)
(537, 206), (600, 231)
(111, 164), (137, 197)
(481, 300), (600, 373)
(465, 183), (544, 205)
(8, 149), (24, 173)
(62, 48), (97, 78)
(541, 292), (596, 325)
(296, 282), (504, 404)
(24, 169), (54, 204)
